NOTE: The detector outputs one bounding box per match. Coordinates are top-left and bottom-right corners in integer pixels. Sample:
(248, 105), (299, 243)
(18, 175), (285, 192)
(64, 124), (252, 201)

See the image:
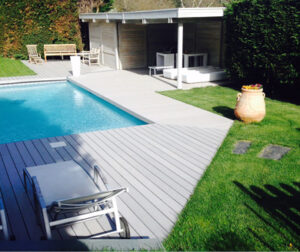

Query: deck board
(110, 129), (195, 191)
(90, 131), (182, 216)
(0, 144), (42, 240)
(71, 133), (169, 238)
(140, 125), (210, 168)
(122, 127), (199, 182)
(0, 154), (29, 240)
(102, 130), (188, 205)
(0, 123), (229, 241)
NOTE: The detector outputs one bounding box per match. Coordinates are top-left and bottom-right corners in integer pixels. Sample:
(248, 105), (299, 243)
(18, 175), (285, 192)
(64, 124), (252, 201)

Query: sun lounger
(0, 189), (9, 240)
(24, 160), (130, 240)
(26, 45), (43, 64)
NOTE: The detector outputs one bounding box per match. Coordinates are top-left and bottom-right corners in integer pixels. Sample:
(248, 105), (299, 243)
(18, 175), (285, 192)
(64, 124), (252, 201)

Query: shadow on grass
(213, 106), (236, 120)
(293, 181), (300, 188)
(233, 181), (300, 248)
(205, 231), (252, 251)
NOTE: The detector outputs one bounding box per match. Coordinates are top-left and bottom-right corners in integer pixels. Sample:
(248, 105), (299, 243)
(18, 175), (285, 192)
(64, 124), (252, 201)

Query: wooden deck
(0, 123), (229, 241)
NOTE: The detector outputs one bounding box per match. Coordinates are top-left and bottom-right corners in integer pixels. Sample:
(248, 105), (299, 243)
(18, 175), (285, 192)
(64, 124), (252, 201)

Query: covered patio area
(80, 8), (226, 89)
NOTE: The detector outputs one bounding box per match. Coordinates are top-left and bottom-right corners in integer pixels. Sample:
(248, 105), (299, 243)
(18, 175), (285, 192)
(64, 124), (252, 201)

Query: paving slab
(233, 141), (252, 154)
(259, 144), (291, 160)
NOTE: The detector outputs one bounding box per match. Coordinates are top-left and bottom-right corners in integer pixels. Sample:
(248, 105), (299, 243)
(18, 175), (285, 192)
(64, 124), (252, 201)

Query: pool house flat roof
(79, 7), (225, 23)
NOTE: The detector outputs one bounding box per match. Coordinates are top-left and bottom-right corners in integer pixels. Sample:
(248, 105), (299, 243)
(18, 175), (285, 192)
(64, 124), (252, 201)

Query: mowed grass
(0, 57), (36, 77)
(160, 86), (300, 251)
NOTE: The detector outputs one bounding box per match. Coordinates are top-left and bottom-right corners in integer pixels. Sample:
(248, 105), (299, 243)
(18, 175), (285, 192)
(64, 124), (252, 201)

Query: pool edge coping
(0, 77), (67, 86)
(68, 77), (154, 125)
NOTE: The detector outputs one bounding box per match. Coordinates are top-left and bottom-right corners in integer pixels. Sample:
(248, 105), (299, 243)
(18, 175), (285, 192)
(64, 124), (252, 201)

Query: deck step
(0, 238), (164, 251)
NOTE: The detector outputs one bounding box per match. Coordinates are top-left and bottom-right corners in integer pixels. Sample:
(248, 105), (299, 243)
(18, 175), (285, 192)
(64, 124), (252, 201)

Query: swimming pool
(0, 81), (146, 144)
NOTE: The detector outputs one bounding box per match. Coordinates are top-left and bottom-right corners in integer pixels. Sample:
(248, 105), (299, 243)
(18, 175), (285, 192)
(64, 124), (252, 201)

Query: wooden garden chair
(26, 45), (43, 64)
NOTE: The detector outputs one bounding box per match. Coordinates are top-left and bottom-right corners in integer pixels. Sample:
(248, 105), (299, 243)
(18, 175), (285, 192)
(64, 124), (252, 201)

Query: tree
(174, 0), (227, 7)
(114, 0), (175, 11)
(78, 0), (114, 13)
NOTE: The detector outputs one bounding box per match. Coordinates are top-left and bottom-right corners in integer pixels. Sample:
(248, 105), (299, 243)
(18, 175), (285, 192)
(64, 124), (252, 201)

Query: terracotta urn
(234, 87), (266, 123)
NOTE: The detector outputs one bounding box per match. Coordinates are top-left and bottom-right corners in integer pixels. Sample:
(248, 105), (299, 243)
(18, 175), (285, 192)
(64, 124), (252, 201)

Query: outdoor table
(148, 65), (174, 76)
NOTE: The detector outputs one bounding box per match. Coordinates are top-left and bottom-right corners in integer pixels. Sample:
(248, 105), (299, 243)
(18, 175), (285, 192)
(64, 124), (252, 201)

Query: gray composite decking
(0, 123), (229, 241)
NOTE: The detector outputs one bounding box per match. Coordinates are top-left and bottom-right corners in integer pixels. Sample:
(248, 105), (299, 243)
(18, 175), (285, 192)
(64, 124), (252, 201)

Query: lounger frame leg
(112, 198), (121, 233)
(0, 193), (9, 240)
(0, 210), (9, 240)
(32, 177), (52, 240)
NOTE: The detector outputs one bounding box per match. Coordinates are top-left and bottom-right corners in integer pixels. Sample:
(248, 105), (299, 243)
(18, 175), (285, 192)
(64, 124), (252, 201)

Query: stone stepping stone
(259, 144), (291, 160)
(233, 141), (251, 154)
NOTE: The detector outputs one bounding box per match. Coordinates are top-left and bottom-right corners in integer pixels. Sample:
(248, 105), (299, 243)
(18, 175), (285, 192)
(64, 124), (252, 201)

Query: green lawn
(0, 57), (36, 77)
(160, 86), (300, 251)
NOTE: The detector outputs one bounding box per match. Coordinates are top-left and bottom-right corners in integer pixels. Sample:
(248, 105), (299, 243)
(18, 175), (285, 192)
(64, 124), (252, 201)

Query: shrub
(0, 0), (83, 58)
(224, 0), (299, 97)
(14, 54), (27, 60)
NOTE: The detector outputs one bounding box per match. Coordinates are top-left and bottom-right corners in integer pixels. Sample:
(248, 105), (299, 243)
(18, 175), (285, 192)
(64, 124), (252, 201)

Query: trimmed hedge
(224, 0), (299, 96)
(0, 0), (83, 59)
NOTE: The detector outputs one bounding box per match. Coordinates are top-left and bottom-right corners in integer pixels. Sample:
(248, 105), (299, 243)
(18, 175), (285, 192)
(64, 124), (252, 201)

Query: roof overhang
(79, 8), (225, 24)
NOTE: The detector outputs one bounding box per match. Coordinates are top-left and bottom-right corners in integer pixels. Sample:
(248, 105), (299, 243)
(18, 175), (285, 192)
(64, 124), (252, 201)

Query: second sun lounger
(24, 160), (130, 240)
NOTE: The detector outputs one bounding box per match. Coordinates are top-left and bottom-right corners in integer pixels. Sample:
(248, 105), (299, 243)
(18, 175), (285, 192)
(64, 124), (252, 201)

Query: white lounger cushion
(163, 66), (215, 79)
(182, 68), (227, 83)
(163, 67), (189, 79)
(163, 66), (226, 83)
(26, 161), (100, 206)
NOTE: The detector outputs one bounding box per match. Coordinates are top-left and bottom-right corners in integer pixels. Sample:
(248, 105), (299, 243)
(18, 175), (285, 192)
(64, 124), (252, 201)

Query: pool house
(80, 8), (226, 88)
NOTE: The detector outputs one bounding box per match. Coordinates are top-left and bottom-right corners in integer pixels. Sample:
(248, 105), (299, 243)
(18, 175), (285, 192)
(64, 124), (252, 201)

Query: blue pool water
(0, 81), (146, 144)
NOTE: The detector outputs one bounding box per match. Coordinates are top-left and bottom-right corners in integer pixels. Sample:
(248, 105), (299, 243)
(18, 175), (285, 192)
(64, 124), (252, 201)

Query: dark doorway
(80, 21), (90, 50)
(147, 24), (177, 66)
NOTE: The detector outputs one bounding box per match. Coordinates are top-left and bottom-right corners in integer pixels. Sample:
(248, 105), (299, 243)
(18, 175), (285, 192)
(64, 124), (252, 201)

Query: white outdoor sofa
(24, 160), (130, 240)
(163, 66), (227, 83)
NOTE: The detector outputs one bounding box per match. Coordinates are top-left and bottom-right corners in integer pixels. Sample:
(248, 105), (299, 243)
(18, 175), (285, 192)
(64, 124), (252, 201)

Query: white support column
(177, 22), (183, 89)
(114, 22), (120, 70)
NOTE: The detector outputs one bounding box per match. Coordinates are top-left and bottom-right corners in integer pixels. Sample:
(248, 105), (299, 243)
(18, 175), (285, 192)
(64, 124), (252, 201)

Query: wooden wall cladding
(118, 24), (147, 69)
